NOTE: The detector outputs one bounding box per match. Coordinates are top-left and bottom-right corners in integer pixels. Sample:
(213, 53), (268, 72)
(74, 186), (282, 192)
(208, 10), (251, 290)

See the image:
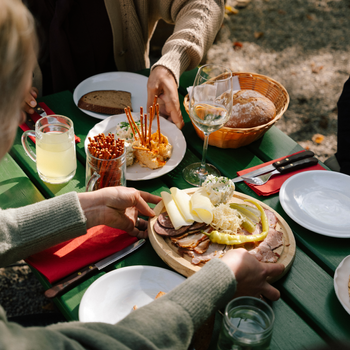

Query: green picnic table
(2, 68), (350, 349)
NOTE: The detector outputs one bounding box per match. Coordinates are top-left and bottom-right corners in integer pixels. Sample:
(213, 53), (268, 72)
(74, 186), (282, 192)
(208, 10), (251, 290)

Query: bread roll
(78, 90), (132, 115)
(225, 90), (276, 128)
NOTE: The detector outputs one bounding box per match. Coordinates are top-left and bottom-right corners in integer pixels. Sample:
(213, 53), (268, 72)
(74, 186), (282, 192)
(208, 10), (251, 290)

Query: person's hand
(221, 248), (284, 301)
(78, 187), (161, 239)
(22, 87), (38, 115)
(147, 66), (184, 130)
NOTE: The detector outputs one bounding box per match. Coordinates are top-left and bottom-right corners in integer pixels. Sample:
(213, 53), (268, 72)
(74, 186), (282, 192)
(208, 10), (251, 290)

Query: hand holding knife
(232, 151), (317, 183)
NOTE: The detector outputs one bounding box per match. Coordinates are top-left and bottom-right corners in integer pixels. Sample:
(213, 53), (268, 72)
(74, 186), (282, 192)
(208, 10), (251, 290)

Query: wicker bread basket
(183, 72), (289, 148)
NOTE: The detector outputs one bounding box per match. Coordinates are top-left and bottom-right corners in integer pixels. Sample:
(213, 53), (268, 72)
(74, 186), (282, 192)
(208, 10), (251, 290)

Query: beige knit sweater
(33, 1), (224, 95)
(104, 0), (224, 85)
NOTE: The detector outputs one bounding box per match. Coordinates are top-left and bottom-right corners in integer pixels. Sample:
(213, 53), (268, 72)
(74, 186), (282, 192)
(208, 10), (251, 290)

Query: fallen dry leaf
(312, 134), (325, 144)
(278, 9), (286, 15)
(312, 65), (324, 74)
(233, 41), (243, 49)
(225, 5), (239, 14)
(254, 32), (264, 39)
(306, 14), (314, 20)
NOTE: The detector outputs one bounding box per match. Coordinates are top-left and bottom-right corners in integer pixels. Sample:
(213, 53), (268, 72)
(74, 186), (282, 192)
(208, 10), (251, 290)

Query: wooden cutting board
(148, 188), (296, 282)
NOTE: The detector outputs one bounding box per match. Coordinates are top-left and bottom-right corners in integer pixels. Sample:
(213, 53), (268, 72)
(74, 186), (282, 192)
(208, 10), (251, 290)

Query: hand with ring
(77, 187), (161, 239)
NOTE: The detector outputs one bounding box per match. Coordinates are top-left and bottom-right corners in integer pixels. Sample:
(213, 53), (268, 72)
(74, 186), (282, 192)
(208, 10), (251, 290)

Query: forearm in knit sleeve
(0, 192), (87, 267)
(152, 0), (225, 85)
(0, 258), (236, 350)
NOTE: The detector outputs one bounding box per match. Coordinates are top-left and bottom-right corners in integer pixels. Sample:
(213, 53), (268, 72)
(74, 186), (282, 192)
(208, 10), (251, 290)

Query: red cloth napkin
(25, 225), (137, 283)
(237, 151), (326, 196)
(19, 102), (81, 143)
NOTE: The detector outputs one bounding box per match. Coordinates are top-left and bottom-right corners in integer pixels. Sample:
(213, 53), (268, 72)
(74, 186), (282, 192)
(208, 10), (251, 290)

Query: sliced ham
(264, 228), (283, 250)
(174, 233), (208, 249)
(193, 238), (211, 254)
(170, 231), (190, 243)
(249, 241), (278, 263)
(181, 243), (227, 265)
(248, 226), (283, 263)
(264, 209), (278, 228)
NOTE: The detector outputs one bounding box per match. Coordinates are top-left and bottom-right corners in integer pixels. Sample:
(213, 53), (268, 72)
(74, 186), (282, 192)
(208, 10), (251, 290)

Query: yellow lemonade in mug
(36, 131), (76, 183)
(21, 115), (77, 184)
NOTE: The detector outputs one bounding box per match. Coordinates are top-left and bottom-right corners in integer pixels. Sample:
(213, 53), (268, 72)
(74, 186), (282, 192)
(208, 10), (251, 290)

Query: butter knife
(232, 151), (315, 183)
(25, 106), (47, 130)
(44, 239), (145, 299)
(33, 105), (47, 117)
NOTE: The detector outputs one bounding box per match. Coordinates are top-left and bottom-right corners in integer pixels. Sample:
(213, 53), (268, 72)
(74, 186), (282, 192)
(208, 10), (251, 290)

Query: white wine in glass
(182, 64), (233, 186)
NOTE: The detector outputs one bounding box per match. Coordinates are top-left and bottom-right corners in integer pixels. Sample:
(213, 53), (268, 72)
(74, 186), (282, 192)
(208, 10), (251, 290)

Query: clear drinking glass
(85, 147), (126, 191)
(216, 297), (275, 350)
(182, 64), (233, 186)
(21, 115), (77, 184)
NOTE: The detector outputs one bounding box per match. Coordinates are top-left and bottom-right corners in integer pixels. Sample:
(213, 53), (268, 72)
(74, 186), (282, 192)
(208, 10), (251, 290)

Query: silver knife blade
(231, 151), (314, 183)
(33, 105), (47, 117)
(231, 164), (276, 183)
(96, 238), (145, 270)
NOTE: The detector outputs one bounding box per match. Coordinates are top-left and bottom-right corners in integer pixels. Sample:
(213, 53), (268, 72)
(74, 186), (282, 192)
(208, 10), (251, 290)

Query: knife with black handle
(232, 151), (315, 183)
(272, 156), (318, 174)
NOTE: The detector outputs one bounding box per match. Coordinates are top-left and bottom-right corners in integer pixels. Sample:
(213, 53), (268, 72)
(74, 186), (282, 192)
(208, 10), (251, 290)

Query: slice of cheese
(160, 191), (191, 230)
(190, 189), (214, 224)
(170, 187), (202, 223)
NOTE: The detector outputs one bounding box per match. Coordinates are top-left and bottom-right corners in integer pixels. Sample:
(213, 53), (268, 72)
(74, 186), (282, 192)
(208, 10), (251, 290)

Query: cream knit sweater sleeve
(0, 192), (87, 267)
(153, 0), (225, 85)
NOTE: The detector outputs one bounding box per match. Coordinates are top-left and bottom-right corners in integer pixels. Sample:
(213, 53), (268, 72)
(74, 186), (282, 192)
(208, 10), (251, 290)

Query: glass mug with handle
(21, 115), (77, 184)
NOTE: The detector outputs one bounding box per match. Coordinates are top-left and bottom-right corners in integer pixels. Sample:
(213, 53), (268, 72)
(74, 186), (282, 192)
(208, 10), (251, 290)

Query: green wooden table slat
(275, 248), (350, 342)
(247, 126), (304, 161)
(0, 153), (45, 207)
(270, 298), (326, 350)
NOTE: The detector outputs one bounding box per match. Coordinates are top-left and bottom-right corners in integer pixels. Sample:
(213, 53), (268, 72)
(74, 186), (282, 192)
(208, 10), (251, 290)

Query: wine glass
(182, 64), (233, 186)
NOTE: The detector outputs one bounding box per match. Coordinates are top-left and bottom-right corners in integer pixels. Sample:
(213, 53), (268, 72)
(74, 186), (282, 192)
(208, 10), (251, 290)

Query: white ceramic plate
(279, 170), (350, 237)
(73, 72), (148, 120)
(85, 113), (186, 181)
(334, 255), (350, 315)
(79, 266), (185, 324)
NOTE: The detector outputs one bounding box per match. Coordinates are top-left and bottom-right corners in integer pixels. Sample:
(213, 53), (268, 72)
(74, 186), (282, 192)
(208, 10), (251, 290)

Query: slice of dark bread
(78, 90), (132, 114)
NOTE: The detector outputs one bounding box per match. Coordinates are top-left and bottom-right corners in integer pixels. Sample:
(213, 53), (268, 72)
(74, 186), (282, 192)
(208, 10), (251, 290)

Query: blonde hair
(0, 0), (37, 126)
